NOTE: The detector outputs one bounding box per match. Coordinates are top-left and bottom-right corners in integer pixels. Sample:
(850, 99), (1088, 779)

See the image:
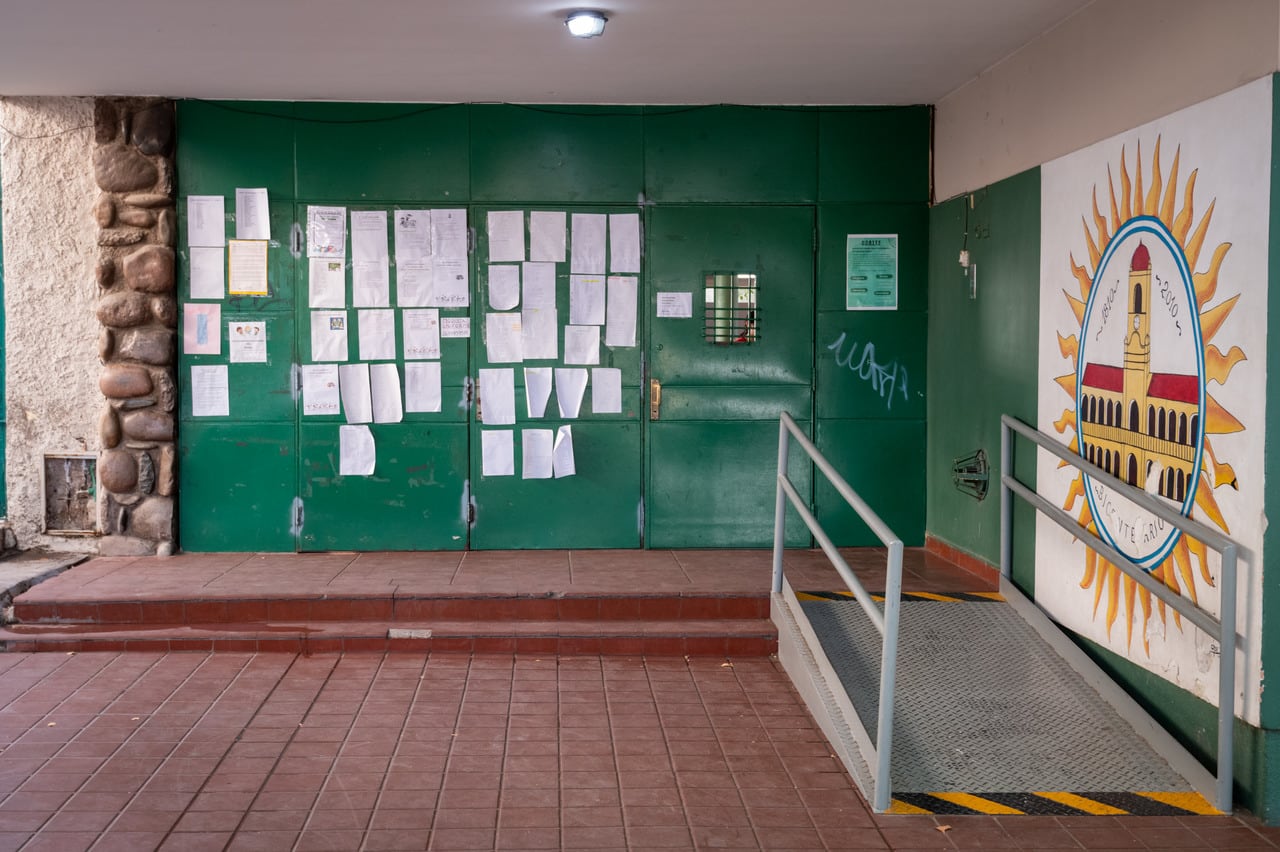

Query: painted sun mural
(1049, 137), (1245, 654)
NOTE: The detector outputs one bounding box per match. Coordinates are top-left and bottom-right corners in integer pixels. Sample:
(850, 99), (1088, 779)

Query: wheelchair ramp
(774, 578), (1221, 816)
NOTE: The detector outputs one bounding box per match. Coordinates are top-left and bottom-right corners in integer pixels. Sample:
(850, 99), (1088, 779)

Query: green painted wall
(175, 101), (930, 551)
(925, 169), (1040, 590)
(1261, 74), (1280, 736)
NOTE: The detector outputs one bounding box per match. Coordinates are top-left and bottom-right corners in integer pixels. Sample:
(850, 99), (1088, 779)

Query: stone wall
(0, 98), (101, 552)
(92, 98), (177, 556)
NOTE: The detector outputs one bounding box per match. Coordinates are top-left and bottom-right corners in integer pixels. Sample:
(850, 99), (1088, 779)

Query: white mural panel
(1036, 77), (1271, 724)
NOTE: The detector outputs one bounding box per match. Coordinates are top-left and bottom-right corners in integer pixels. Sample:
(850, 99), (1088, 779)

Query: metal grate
(704, 273), (758, 344)
(799, 597), (1193, 794)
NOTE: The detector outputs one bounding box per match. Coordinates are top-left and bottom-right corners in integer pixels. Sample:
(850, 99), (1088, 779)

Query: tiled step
(0, 617), (778, 656)
(13, 592), (770, 625)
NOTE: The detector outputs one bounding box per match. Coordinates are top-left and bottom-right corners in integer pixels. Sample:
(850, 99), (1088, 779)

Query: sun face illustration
(1053, 137), (1245, 653)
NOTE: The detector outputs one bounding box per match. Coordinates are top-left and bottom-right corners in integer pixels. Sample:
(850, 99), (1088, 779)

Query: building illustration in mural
(1050, 138), (1246, 653)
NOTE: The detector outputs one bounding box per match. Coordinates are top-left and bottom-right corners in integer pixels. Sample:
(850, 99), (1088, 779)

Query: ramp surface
(795, 590), (1217, 816)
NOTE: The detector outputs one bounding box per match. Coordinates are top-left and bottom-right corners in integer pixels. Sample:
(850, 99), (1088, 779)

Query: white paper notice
(301, 364), (340, 416)
(358, 309), (396, 362)
(191, 365), (229, 417)
(396, 259), (434, 307)
(606, 276), (639, 347)
(403, 309), (441, 359)
(183, 303), (220, 355)
(485, 312), (523, 363)
(553, 425), (576, 479)
(657, 291), (693, 318)
(229, 321), (267, 363)
(487, 210), (525, 263)
(338, 363), (372, 424)
(524, 368), (553, 418)
(522, 429), (554, 479)
(521, 306), (558, 361)
(441, 317), (471, 338)
(431, 256), (470, 307)
(481, 430), (515, 477)
(234, 188), (270, 240)
(488, 264), (520, 311)
(554, 368), (588, 419)
(370, 363), (403, 424)
(351, 210), (388, 262)
(571, 213), (606, 274)
(393, 209), (432, 263)
(227, 240), (269, 296)
(308, 205), (346, 258)
(405, 361), (442, 413)
(309, 258), (346, 308)
(609, 213), (641, 273)
(522, 262), (557, 307)
(339, 425), (376, 476)
(564, 325), (600, 365)
(187, 196), (225, 248)
(352, 211), (390, 307)
(479, 368), (516, 425)
(189, 246), (225, 300)
(591, 368), (622, 414)
(569, 275), (606, 325)
(432, 209), (469, 259)
(310, 310), (348, 362)
(529, 211), (566, 262)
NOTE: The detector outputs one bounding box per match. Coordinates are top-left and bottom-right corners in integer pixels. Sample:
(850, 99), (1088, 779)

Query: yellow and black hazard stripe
(797, 590), (1004, 603)
(888, 790), (1220, 816)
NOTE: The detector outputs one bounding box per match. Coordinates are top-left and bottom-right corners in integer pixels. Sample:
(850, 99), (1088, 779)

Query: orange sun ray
(1105, 564), (1121, 637)
(1081, 548), (1098, 588)
(1108, 164), (1122, 236)
(1124, 574), (1138, 649)
(1082, 217), (1101, 270)
(1055, 373), (1076, 400)
(1193, 472), (1230, 533)
(1194, 242), (1232, 304)
(1185, 535), (1215, 586)
(1173, 169), (1198, 243)
(1070, 255), (1093, 302)
(1057, 332), (1079, 368)
(1172, 538), (1198, 606)
(1184, 199), (1215, 272)
(1119, 148), (1132, 222)
(1091, 188), (1111, 249)
(1144, 137), (1162, 216)
(1134, 141), (1145, 220)
(1204, 344), (1246, 386)
(1160, 146), (1181, 228)
(1206, 393), (1245, 434)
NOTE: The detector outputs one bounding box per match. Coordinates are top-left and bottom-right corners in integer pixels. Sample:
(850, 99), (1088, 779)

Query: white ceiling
(2, 0), (1094, 104)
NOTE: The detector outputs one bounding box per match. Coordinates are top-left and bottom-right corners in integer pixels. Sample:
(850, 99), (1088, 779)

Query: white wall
(935, 0), (1280, 200)
(1, 97), (102, 551)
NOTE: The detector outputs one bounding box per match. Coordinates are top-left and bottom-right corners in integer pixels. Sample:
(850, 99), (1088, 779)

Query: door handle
(650, 378), (662, 421)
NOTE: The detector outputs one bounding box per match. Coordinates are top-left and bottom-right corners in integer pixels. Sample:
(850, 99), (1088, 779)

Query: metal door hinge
(649, 378), (662, 420)
(467, 227), (476, 255)
(290, 222), (303, 257)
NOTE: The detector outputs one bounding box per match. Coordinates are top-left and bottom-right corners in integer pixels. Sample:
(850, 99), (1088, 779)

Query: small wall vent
(43, 454), (97, 534)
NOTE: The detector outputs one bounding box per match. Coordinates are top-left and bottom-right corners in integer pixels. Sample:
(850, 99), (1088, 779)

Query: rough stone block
(122, 409), (174, 442)
(130, 102), (174, 156)
(93, 194), (115, 228)
(122, 245), (174, 293)
(98, 328), (114, 361)
(123, 193), (172, 208)
(99, 364), (153, 398)
(157, 445), (175, 496)
(156, 208), (176, 247)
(130, 496), (174, 541)
(151, 296), (177, 327)
(116, 328), (174, 366)
(156, 372), (176, 412)
(98, 535), (155, 557)
(98, 228), (146, 247)
(117, 206), (155, 228)
(96, 291), (150, 327)
(98, 449), (138, 492)
(138, 452), (156, 494)
(100, 408), (121, 449)
(93, 144), (157, 193)
(96, 259), (115, 289)
(94, 99), (119, 145)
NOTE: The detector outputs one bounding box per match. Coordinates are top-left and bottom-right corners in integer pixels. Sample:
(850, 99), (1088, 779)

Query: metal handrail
(771, 411), (902, 813)
(1000, 414), (1238, 812)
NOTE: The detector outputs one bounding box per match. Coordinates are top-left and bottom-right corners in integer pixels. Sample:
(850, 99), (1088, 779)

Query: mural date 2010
(826, 332), (909, 410)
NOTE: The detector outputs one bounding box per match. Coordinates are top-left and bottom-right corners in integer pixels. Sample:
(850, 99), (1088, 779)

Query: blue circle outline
(1076, 216), (1205, 570)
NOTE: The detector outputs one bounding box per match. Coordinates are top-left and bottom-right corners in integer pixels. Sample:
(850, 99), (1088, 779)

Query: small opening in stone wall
(43, 454), (98, 534)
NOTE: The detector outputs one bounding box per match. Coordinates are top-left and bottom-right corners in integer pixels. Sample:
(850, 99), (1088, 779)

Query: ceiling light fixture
(565, 10), (607, 38)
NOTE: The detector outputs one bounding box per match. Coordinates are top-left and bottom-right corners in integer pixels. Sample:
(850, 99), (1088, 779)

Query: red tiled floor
(0, 649), (1273, 850)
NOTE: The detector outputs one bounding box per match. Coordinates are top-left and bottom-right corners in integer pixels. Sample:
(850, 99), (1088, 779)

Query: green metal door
(296, 203), (470, 551)
(646, 205), (814, 548)
(469, 206), (643, 549)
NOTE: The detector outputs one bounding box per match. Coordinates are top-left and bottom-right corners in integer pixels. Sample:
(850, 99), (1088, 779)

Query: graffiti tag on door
(826, 332), (909, 409)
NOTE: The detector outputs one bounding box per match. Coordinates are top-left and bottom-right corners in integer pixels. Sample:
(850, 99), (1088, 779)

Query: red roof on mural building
(1131, 241), (1150, 272)
(1082, 363), (1123, 392)
(1148, 373), (1199, 404)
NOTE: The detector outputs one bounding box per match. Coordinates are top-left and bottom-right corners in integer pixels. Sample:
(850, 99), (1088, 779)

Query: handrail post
(1216, 544), (1238, 812)
(1000, 417), (1012, 580)
(771, 414), (790, 594)
(873, 539), (904, 813)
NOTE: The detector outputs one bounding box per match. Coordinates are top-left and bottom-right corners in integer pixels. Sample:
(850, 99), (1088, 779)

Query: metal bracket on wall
(952, 449), (988, 501)
(649, 378), (662, 420)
